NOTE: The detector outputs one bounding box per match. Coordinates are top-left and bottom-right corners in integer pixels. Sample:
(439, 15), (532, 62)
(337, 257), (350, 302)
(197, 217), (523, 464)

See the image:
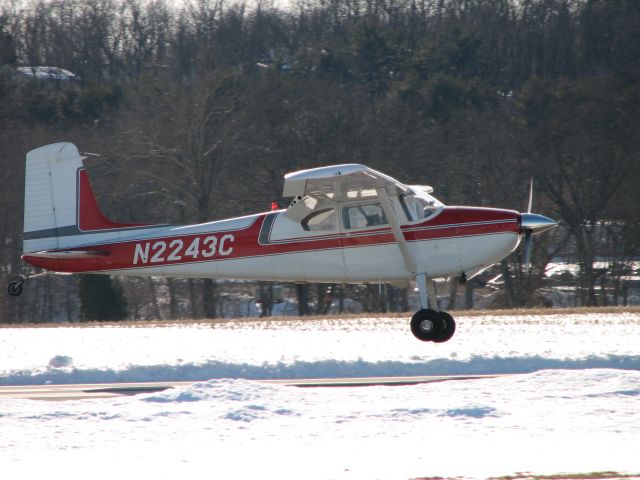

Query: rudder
(23, 142), (84, 253)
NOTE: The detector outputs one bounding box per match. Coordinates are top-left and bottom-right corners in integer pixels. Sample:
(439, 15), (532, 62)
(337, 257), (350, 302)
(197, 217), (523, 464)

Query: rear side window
(302, 208), (337, 231)
(342, 203), (388, 229)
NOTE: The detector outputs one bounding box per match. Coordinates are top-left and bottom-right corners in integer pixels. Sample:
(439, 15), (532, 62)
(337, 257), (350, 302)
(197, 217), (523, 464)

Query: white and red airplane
(9, 142), (557, 342)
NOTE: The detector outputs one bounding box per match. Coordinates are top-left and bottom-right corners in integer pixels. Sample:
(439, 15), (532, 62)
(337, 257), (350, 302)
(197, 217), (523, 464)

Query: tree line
(1, 0), (639, 322)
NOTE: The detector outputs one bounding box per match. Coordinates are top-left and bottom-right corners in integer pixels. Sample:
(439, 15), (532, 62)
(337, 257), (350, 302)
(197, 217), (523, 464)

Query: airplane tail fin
(23, 142), (147, 254)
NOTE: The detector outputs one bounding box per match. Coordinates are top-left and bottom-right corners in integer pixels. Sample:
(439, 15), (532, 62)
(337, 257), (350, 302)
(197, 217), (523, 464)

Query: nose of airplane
(519, 213), (558, 235)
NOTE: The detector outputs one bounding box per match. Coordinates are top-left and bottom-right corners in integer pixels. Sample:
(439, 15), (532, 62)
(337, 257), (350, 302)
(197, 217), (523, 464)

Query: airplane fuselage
(23, 205), (521, 283)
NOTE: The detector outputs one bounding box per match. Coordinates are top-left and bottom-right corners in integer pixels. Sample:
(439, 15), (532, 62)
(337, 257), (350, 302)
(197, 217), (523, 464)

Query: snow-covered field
(1, 312), (640, 479)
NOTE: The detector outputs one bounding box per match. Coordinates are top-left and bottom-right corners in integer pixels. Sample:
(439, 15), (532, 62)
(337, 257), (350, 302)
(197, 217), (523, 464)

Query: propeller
(519, 177), (557, 270)
(523, 177), (533, 269)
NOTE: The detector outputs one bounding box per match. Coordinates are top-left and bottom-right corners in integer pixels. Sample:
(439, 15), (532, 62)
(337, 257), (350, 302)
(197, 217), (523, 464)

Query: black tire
(433, 311), (456, 343)
(8, 281), (23, 297)
(410, 309), (442, 342)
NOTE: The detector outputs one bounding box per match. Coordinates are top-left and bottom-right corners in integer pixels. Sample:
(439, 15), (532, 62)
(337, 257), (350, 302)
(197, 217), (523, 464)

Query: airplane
(8, 142), (557, 342)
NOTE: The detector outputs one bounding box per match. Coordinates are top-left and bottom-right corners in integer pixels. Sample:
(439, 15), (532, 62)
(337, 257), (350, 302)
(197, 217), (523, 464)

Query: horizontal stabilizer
(23, 250), (110, 260)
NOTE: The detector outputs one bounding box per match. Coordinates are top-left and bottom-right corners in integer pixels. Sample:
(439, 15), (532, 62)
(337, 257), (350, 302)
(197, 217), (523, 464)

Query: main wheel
(433, 311), (456, 343)
(410, 309), (442, 342)
(8, 281), (23, 297)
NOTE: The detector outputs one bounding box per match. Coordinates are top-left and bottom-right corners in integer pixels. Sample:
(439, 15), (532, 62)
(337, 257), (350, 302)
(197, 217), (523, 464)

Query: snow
(14, 66), (78, 81)
(1, 312), (640, 479)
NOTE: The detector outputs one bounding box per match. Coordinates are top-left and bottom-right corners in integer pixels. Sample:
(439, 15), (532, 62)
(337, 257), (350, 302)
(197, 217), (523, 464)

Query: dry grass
(1, 305), (639, 329)
(414, 472), (640, 480)
(489, 472), (640, 480)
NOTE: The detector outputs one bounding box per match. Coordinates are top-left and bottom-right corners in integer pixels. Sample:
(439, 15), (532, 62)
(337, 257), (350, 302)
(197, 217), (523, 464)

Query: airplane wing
(282, 164), (410, 201)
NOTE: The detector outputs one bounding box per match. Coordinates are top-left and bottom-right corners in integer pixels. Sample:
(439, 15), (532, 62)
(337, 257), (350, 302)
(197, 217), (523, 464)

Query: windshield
(401, 189), (443, 222)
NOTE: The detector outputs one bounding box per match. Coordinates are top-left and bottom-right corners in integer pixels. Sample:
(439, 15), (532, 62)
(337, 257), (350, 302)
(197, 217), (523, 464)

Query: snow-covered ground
(1, 312), (639, 479)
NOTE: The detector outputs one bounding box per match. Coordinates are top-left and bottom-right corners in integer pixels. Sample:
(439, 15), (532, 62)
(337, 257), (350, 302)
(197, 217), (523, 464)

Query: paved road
(0, 375), (499, 400)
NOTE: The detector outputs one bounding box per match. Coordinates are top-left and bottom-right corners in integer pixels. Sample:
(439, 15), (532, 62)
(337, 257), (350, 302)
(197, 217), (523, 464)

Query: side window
(342, 203), (388, 229)
(302, 208), (337, 231)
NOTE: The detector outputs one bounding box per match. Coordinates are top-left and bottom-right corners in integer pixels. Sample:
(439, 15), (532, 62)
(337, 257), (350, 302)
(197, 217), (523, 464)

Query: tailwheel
(8, 280), (24, 297)
(410, 309), (442, 342)
(433, 311), (456, 343)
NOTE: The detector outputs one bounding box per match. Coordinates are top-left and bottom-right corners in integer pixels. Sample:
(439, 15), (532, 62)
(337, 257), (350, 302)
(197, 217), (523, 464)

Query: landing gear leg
(411, 274), (456, 343)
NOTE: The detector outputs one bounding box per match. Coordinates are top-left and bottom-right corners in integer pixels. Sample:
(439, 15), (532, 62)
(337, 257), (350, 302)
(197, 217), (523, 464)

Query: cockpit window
(401, 194), (441, 221)
(302, 208), (337, 231)
(342, 203), (388, 229)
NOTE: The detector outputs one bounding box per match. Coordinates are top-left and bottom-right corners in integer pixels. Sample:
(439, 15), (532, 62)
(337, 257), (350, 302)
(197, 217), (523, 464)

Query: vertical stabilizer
(23, 142), (155, 255)
(23, 143), (84, 253)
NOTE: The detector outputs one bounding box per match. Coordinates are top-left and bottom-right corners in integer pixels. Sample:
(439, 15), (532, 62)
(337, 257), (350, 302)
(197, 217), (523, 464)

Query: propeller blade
(523, 230), (533, 270)
(527, 176), (533, 214)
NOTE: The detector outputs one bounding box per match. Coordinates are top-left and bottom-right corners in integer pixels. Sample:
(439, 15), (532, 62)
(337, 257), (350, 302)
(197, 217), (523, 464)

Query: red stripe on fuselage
(22, 207), (519, 273)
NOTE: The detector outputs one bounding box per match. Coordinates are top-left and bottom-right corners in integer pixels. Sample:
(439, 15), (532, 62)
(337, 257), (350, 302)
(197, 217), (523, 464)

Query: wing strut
(376, 187), (438, 310)
(376, 187), (416, 274)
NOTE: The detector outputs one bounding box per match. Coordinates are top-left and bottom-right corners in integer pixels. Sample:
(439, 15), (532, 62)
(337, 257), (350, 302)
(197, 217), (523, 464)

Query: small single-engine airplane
(9, 142), (557, 342)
